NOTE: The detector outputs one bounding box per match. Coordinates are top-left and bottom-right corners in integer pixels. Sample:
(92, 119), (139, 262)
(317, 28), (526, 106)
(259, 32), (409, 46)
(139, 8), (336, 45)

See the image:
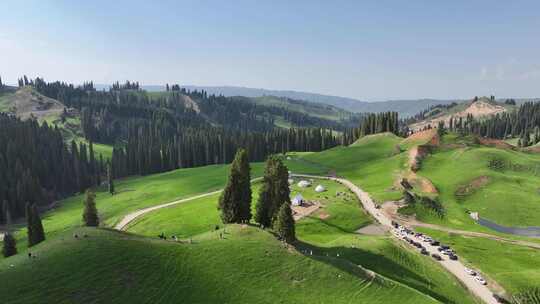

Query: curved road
(294, 174), (498, 304)
(115, 173), (498, 304)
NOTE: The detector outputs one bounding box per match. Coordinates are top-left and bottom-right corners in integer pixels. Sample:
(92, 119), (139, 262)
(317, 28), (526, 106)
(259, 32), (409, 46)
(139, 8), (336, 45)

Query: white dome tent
(297, 180), (311, 188)
(292, 194), (304, 206)
(315, 185), (326, 193)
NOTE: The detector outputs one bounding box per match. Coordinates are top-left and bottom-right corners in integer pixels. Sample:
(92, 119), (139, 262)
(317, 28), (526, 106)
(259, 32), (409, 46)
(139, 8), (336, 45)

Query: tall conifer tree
(82, 190), (99, 226)
(274, 202), (295, 243)
(218, 149), (252, 223)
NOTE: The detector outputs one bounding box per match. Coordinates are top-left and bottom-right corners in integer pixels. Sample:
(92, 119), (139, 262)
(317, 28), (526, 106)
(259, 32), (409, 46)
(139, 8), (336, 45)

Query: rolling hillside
(177, 85), (462, 117)
(0, 227), (440, 304)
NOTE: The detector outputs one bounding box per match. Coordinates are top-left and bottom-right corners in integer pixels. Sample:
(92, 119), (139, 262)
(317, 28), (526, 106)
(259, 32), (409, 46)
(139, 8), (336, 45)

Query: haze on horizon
(1, 0), (539, 101)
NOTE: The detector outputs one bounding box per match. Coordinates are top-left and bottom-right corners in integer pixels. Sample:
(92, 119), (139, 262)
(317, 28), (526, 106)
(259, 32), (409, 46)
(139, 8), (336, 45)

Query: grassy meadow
(0, 226), (439, 304)
(126, 177), (477, 304)
(416, 134), (540, 230)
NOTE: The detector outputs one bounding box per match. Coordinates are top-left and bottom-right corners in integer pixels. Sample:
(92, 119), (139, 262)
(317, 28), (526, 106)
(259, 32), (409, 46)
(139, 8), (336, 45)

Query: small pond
(477, 218), (540, 238)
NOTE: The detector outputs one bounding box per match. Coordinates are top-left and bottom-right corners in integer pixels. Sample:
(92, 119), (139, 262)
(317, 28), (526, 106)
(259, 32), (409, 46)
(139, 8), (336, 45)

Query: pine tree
(218, 149), (251, 223)
(236, 149), (252, 223)
(26, 203), (45, 247)
(25, 203), (33, 246)
(108, 163), (115, 195)
(274, 203), (295, 243)
(82, 189), (99, 226)
(255, 157), (277, 227)
(270, 158), (291, 225)
(2, 202), (16, 257)
(2, 232), (17, 257)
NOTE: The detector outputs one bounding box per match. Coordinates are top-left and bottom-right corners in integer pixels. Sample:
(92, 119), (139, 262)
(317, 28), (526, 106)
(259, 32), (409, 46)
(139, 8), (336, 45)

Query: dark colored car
(431, 254), (442, 261)
(493, 294), (509, 303)
(449, 254), (458, 261)
(430, 240), (440, 246)
(421, 249), (429, 255)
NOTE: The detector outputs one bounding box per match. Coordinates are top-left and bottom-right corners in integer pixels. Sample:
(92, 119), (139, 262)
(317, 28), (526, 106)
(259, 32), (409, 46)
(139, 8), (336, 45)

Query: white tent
(292, 194), (304, 206)
(297, 180), (311, 188)
(315, 185), (326, 192)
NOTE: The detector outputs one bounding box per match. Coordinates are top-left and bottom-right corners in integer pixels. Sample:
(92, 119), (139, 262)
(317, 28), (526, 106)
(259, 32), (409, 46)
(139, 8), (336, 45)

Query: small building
(297, 180), (311, 188)
(292, 194), (304, 206)
(315, 185), (326, 192)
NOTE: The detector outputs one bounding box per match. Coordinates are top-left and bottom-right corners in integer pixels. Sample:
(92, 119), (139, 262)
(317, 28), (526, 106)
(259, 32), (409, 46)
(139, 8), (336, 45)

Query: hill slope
(0, 227), (438, 304)
(0, 86), (64, 120)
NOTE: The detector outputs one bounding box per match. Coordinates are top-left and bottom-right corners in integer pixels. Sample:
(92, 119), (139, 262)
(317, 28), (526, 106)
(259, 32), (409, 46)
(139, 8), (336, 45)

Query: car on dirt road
(431, 253), (442, 261)
(475, 276), (487, 285)
(465, 268), (476, 276)
(449, 254), (458, 261)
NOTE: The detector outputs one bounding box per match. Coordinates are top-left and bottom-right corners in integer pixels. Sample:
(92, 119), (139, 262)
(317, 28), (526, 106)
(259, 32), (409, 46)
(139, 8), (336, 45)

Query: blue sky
(1, 0), (539, 100)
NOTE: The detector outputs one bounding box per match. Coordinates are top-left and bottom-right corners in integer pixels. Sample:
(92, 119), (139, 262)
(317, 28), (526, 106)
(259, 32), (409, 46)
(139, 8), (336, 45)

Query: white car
(465, 268), (476, 276)
(475, 276), (487, 285)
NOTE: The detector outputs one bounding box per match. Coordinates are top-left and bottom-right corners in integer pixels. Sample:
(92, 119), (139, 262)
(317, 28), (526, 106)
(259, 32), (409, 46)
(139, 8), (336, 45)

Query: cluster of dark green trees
(111, 126), (338, 178)
(2, 202), (46, 258)
(2, 188), (102, 258)
(218, 150), (295, 243)
(432, 102), (540, 147)
(358, 112), (400, 137)
(0, 114), (103, 223)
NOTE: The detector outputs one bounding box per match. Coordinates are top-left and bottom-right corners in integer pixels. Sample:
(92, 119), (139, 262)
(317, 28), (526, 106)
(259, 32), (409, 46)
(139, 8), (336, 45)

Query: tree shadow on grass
(294, 239), (459, 304)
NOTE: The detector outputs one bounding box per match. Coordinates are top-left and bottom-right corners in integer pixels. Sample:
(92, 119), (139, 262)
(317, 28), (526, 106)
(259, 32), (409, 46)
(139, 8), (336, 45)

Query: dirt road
(293, 174), (499, 304)
(114, 177), (264, 231)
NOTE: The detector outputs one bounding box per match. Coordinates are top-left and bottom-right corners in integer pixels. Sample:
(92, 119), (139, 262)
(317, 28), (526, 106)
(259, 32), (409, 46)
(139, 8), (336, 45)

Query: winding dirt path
(114, 177), (263, 231)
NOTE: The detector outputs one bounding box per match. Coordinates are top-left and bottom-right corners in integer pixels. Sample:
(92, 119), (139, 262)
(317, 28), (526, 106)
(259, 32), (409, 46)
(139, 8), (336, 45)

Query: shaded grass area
(416, 227), (540, 294)
(0, 226), (437, 304)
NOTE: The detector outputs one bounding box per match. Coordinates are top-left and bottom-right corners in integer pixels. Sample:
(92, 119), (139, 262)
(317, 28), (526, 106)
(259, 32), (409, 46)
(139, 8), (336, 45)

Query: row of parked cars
(391, 221), (491, 288)
(392, 221), (458, 260)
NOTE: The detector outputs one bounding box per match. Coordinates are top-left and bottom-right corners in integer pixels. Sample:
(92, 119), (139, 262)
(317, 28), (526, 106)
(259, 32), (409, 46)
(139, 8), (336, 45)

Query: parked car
(492, 294), (509, 303)
(449, 254), (458, 261)
(464, 268), (476, 276)
(475, 276), (487, 285)
(431, 254), (442, 261)
(421, 249), (429, 255)
(430, 240), (440, 246)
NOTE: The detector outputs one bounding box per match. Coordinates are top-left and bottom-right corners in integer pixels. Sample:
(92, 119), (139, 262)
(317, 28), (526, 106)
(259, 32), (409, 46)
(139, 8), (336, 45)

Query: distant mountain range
(94, 84), (537, 117)
(177, 86), (462, 118)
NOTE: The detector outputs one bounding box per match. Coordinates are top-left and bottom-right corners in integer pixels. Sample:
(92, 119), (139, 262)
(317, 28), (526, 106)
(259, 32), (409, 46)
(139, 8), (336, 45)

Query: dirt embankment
(477, 138), (516, 150)
(455, 176), (489, 199)
(410, 144), (433, 172)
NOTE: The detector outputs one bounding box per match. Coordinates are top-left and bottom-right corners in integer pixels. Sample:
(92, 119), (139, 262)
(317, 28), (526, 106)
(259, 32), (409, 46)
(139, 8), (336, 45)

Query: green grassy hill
(417, 134), (540, 229)
(251, 95), (356, 121)
(126, 177), (477, 304)
(294, 133), (405, 202)
(0, 227), (439, 304)
(3, 158), (325, 255)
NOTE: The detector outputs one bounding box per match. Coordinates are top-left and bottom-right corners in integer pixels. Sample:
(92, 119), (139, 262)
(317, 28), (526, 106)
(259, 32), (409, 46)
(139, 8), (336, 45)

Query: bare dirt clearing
(409, 101), (506, 132)
(4, 87), (64, 120)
